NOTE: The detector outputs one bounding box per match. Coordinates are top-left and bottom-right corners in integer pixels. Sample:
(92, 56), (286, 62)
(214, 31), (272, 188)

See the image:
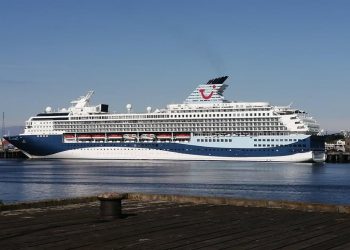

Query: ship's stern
(310, 135), (326, 163)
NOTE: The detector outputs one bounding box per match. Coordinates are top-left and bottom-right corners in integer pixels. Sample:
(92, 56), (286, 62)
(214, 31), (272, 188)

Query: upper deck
(23, 76), (321, 136)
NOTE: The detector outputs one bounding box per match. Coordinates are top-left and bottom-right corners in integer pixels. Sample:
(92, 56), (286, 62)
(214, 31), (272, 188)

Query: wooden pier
(326, 152), (350, 163)
(0, 150), (26, 159)
(2, 193), (350, 249)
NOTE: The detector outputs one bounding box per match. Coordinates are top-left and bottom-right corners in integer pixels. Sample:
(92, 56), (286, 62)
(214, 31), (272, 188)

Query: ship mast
(1, 112), (5, 151)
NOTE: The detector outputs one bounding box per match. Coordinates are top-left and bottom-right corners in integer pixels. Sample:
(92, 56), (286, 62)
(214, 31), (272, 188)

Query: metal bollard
(97, 192), (127, 220)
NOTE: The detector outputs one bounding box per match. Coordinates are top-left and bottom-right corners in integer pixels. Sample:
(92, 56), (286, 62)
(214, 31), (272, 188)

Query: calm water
(1, 159), (350, 205)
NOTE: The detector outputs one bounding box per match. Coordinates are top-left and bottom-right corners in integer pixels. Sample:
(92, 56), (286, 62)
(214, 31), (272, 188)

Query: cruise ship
(5, 76), (325, 162)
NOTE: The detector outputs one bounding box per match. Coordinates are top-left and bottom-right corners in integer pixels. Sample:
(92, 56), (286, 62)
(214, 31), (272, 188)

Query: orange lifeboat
(157, 133), (172, 139)
(64, 134), (75, 140)
(107, 134), (123, 139)
(77, 134), (92, 140)
(174, 133), (191, 139)
(91, 134), (105, 139)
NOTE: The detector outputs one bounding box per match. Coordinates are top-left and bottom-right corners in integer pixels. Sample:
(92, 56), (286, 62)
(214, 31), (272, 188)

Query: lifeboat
(157, 133), (172, 139)
(77, 134), (92, 140)
(64, 134), (75, 140)
(91, 134), (105, 140)
(174, 133), (191, 139)
(107, 134), (123, 140)
(123, 134), (137, 140)
(140, 134), (156, 140)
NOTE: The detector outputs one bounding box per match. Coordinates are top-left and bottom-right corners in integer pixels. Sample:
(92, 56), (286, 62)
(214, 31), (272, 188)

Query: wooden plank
(1, 199), (350, 249)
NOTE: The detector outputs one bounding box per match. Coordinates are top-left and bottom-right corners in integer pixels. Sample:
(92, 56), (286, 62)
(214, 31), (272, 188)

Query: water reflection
(0, 159), (349, 205)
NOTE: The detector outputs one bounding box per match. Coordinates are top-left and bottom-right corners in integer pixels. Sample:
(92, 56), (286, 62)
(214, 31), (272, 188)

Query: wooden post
(97, 193), (127, 220)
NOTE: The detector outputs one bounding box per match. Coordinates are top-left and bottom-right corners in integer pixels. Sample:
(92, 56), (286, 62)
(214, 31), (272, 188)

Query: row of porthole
(254, 144), (307, 148)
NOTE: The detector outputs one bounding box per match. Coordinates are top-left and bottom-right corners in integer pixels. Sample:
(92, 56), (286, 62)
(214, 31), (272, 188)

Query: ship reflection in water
(1, 160), (350, 205)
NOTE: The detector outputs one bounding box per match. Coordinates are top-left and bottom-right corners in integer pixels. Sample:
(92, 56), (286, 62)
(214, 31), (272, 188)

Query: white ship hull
(25, 147), (320, 162)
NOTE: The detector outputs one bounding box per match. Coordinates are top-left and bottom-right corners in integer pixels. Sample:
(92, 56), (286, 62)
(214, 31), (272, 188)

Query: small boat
(174, 133), (191, 139)
(157, 133), (172, 139)
(107, 134), (123, 139)
(140, 134), (156, 140)
(123, 134), (137, 140)
(77, 134), (92, 140)
(64, 134), (75, 140)
(91, 134), (105, 139)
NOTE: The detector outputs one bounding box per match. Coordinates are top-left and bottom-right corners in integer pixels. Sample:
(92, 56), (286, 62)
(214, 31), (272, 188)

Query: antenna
(1, 112), (5, 152)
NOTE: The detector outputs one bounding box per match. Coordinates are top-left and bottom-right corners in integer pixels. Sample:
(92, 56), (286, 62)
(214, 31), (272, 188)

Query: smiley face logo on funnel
(198, 85), (216, 100)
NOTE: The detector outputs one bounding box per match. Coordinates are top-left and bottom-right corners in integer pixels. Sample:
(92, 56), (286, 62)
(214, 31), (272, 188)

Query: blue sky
(0, 0), (349, 132)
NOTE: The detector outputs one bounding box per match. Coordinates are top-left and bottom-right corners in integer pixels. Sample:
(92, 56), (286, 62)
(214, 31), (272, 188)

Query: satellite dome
(45, 107), (52, 113)
(126, 104), (132, 113)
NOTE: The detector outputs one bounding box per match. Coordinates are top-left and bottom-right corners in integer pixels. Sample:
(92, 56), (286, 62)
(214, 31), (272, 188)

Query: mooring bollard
(97, 192), (127, 220)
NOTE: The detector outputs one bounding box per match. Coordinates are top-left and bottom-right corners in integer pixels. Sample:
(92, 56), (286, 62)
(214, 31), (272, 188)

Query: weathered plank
(1, 198), (350, 249)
